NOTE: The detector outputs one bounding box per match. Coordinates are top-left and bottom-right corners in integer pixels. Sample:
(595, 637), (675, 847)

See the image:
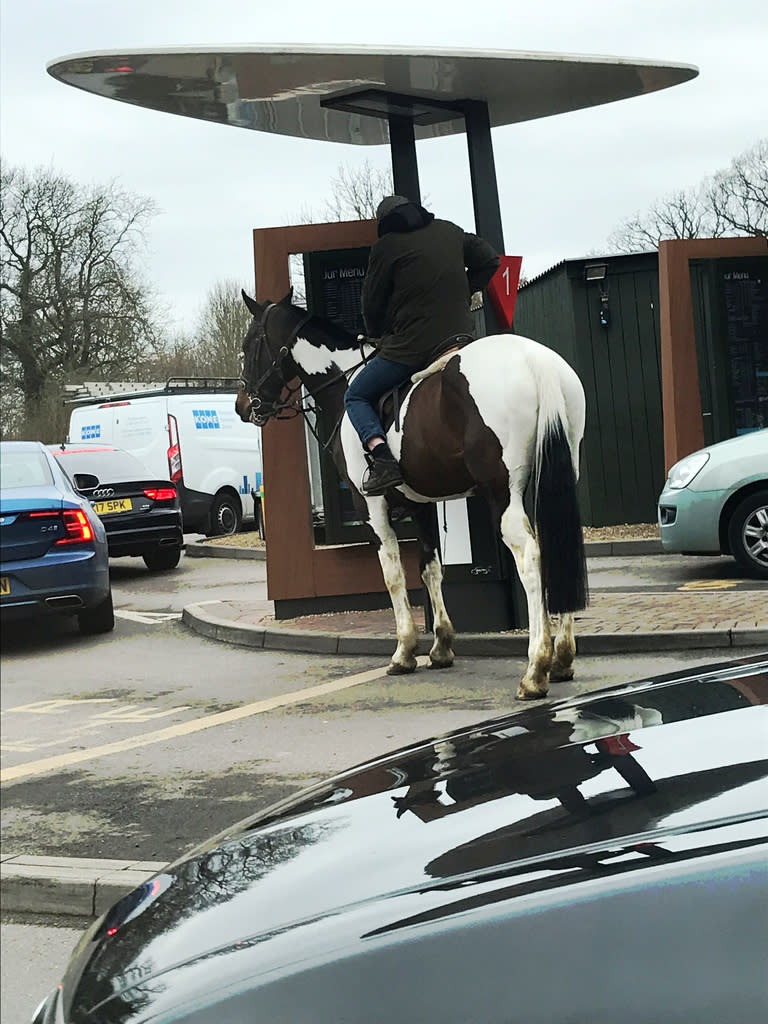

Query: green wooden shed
(514, 252), (664, 527)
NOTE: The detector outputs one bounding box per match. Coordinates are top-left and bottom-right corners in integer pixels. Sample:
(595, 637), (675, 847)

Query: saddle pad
(411, 346), (462, 383)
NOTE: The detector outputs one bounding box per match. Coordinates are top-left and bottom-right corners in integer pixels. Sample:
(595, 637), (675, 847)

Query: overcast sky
(2, 1), (766, 334)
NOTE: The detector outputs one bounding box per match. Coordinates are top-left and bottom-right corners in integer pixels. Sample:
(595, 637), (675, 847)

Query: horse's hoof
(550, 668), (574, 683)
(515, 685), (548, 701)
(428, 657), (454, 670)
(387, 661), (417, 676)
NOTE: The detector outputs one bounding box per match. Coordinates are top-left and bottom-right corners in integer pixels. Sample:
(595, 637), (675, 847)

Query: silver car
(658, 428), (768, 577)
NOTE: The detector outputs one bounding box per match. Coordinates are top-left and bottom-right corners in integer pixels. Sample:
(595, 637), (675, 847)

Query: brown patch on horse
(399, 355), (509, 503)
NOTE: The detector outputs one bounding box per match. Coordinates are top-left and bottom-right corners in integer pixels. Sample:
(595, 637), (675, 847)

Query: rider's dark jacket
(362, 203), (500, 367)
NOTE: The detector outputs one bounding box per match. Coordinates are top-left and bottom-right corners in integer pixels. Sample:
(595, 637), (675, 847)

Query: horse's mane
(293, 304), (359, 350)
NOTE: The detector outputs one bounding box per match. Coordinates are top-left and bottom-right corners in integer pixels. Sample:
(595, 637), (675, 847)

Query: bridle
(241, 302), (312, 426)
(241, 303), (372, 445)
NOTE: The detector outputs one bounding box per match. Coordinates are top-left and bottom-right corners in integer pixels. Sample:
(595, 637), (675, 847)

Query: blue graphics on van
(239, 472), (263, 496)
(192, 409), (221, 430)
(81, 424), (101, 440)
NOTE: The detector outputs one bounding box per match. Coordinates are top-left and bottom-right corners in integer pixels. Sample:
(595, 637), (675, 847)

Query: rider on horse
(345, 195), (500, 496)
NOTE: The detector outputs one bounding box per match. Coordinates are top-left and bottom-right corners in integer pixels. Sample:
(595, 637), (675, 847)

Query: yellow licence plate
(93, 498), (133, 515)
(0, 576), (10, 596)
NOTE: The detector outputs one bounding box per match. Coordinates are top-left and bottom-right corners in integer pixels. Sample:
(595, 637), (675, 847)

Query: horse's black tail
(533, 417), (589, 615)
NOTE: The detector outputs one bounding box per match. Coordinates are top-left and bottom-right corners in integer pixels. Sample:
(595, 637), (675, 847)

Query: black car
(50, 444), (184, 571)
(34, 655), (768, 1023)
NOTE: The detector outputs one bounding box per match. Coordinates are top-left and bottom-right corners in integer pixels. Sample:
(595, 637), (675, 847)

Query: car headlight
(666, 451), (710, 490)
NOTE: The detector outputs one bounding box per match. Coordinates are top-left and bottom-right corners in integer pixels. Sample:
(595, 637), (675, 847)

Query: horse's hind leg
(412, 504), (455, 669)
(551, 612), (576, 682)
(498, 492), (554, 700)
(367, 498), (419, 675)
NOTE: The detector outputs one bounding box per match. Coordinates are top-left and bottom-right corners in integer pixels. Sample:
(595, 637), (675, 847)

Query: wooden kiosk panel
(659, 236), (768, 470)
(252, 221), (423, 613)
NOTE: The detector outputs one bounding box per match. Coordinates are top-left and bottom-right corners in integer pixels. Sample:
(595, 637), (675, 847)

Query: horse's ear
(242, 290), (262, 317)
(278, 287), (294, 306)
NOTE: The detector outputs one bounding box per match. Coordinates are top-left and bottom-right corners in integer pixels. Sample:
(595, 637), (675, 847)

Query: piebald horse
(236, 290), (588, 700)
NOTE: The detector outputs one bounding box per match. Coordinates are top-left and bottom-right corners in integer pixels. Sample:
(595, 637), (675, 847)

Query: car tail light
(54, 509), (94, 544)
(167, 413), (183, 483)
(144, 488), (177, 501)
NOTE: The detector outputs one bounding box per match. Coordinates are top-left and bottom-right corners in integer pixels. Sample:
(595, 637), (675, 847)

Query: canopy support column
(464, 100), (504, 254)
(388, 115), (421, 203)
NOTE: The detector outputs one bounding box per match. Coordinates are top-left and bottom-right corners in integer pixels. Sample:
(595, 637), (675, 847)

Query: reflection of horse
(237, 290), (588, 699)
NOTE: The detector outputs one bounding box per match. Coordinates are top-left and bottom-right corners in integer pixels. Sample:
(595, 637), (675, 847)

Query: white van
(67, 380), (262, 535)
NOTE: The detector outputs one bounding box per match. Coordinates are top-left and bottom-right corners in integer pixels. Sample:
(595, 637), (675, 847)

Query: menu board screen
(721, 257), (768, 433)
(304, 247), (370, 335)
(302, 246), (374, 543)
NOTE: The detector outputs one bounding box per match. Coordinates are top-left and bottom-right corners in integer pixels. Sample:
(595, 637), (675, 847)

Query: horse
(236, 289), (588, 700)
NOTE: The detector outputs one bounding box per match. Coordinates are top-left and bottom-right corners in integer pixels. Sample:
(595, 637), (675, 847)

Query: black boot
(363, 443), (404, 495)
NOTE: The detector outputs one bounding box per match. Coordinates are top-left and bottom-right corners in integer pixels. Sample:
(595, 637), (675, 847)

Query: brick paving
(576, 591), (768, 633)
(209, 588), (768, 637)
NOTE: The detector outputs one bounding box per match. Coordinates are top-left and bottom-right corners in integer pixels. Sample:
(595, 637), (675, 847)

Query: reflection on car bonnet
(553, 704), (664, 744)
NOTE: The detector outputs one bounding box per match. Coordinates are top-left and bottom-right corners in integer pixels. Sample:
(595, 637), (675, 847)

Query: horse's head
(236, 289), (304, 426)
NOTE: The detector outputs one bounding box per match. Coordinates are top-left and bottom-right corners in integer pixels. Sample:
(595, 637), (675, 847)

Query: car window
(0, 448), (54, 488)
(54, 449), (151, 482)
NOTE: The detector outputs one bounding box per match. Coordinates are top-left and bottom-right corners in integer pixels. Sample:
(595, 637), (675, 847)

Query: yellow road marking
(678, 580), (741, 591)
(1, 659), (427, 784)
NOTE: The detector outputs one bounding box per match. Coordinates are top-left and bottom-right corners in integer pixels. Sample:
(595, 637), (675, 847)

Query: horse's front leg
(412, 504), (455, 668)
(368, 499), (419, 675)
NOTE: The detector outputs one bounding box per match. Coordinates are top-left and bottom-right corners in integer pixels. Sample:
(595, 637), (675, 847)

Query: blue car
(0, 440), (114, 634)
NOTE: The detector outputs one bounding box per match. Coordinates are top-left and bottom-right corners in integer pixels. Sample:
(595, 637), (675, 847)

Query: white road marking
(1, 699), (118, 716)
(89, 704), (191, 723)
(115, 610), (182, 623)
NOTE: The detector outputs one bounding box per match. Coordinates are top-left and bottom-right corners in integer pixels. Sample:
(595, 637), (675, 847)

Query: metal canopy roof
(46, 45), (698, 145)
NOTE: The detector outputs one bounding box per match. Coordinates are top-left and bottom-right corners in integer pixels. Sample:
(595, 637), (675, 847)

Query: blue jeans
(344, 356), (414, 447)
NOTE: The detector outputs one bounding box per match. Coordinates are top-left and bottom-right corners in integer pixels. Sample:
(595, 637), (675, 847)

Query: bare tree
(707, 138), (768, 236)
(193, 278), (253, 374)
(140, 278), (252, 380)
(298, 160), (394, 225)
(0, 161), (161, 436)
(321, 160), (394, 221)
(607, 137), (767, 252)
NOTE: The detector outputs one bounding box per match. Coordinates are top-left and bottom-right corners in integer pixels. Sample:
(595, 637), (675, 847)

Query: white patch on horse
(456, 336), (540, 462)
(383, 381), (420, 461)
(292, 335), (337, 375)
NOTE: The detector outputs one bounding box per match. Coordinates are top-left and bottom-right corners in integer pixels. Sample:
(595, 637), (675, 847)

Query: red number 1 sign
(486, 255), (523, 329)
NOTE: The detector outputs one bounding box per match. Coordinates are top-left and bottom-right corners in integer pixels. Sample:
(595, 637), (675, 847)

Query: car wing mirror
(74, 473), (99, 491)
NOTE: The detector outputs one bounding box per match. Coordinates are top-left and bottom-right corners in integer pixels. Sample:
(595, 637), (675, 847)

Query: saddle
(376, 334), (473, 433)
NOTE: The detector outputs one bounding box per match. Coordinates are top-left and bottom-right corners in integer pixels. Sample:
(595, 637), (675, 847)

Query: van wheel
(208, 493), (241, 536)
(78, 591), (115, 635)
(727, 490), (768, 578)
(143, 545), (182, 571)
